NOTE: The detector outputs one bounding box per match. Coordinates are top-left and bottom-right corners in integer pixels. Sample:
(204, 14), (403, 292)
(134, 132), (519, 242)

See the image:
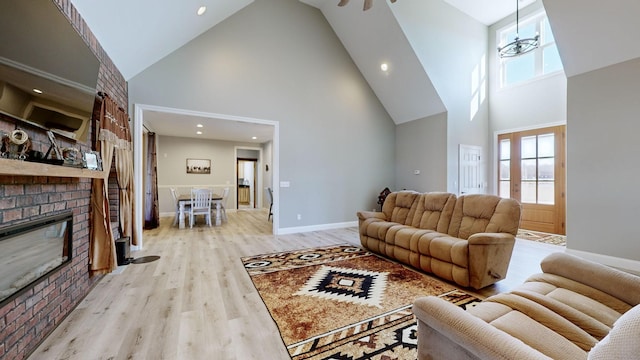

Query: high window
(498, 11), (563, 88)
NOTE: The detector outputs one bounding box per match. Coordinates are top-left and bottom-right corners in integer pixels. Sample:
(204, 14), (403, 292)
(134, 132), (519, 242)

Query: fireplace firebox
(0, 211), (73, 306)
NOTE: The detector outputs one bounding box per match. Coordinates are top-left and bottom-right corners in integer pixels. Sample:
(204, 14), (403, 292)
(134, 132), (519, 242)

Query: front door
(498, 125), (566, 235)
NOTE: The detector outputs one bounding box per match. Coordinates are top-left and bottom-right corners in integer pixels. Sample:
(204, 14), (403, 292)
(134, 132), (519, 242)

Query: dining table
(177, 193), (223, 229)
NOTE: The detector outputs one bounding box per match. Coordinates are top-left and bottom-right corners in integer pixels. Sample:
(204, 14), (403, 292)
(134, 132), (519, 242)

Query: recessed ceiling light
(197, 6), (207, 16)
(196, 131), (203, 135)
(32, 88), (43, 94)
(252, 136), (257, 140)
(380, 63), (389, 72)
(196, 124), (203, 128)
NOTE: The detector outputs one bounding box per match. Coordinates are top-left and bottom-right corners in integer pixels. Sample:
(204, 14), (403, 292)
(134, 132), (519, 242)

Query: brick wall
(0, 1), (128, 359)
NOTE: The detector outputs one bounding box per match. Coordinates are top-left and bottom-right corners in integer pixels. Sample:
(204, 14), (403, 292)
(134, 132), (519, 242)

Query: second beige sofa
(357, 191), (521, 289)
(413, 252), (640, 359)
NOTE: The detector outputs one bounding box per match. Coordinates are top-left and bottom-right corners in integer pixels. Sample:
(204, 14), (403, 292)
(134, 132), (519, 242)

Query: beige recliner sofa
(357, 191), (521, 289)
(413, 252), (640, 360)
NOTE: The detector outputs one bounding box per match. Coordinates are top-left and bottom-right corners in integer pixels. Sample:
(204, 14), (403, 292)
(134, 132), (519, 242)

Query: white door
(459, 144), (484, 195)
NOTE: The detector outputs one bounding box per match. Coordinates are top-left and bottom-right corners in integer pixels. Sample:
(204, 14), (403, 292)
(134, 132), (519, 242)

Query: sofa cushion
(448, 195), (520, 239)
(410, 192), (456, 232)
(588, 304), (640, 360)
(430, 236), (469, 268)
(381, 191), (420, 225)
(448, 195), (500, 239)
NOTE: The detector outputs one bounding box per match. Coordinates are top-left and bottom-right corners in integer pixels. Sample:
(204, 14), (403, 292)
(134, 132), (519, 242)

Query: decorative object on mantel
(0, 129), (32, 160)
(83, 151), (102, 171)
(44, 131), (64, 162)
(62, 147), (83, 167)
(338, 0), (397, 11)
(498, 0), (540, 58)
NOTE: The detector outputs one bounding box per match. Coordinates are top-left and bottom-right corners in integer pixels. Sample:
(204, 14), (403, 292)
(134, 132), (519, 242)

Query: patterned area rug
(517, 229), (566, 246)
(241, 245), (481, 359)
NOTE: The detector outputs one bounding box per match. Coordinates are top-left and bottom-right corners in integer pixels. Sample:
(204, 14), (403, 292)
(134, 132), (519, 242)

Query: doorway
(459, 144), (484, 195)
(237, 158), (257, 209)
(133, 104), (281, 247)
(498, 125), (566, 235)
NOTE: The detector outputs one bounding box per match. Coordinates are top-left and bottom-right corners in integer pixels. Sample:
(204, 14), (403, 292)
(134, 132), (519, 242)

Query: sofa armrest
(468, 232), (515, 245)
(356, 211), (386, 221)
(540, 252), (640, 306)
(413, 296), (551, 360)
(467, 233), (516, 289)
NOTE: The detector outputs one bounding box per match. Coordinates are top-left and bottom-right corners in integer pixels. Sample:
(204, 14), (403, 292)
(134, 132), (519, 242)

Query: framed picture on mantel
(186, 158), (211, 174)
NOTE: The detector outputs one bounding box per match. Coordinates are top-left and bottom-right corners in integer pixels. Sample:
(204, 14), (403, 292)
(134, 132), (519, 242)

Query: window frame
(497, 11), (563, 88)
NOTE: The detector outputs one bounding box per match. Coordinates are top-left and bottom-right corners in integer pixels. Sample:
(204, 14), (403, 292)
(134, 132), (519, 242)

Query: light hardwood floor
(28, 209), (563, 360)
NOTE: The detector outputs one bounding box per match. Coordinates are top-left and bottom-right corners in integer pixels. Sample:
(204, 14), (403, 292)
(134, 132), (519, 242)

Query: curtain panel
(89, 95), (135, 275)
(144, 132), (160, 229)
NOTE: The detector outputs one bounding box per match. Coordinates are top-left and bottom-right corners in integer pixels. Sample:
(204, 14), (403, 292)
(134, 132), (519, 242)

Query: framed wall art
(186, 158), (211, 174)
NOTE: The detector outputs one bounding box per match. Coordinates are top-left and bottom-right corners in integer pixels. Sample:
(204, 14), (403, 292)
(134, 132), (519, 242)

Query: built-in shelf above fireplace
(0, 157), (107, 178)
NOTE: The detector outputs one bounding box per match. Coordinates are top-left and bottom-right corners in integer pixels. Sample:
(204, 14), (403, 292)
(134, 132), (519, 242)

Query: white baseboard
(565, 248), (640, 273)
(278, 221), (358, 235)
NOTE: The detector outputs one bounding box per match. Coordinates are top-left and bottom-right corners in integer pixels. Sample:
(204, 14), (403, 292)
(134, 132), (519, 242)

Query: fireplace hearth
(0, 211), (73, 306)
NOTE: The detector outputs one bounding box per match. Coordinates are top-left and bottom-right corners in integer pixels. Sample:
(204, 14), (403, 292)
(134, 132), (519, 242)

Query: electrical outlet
(297, 214), (301, 220)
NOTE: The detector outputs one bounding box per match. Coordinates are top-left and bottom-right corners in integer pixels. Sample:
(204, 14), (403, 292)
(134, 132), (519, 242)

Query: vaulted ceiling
(69, 0), (640, 138)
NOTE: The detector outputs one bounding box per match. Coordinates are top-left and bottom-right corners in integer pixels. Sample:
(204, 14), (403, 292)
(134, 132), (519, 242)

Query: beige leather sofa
(357, 191), (521, 289)
(413, 252), (640, 360)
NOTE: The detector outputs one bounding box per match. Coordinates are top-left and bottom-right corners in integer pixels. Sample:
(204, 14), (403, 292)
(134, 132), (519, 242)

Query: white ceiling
(70, 0), (254, 81)
(72, 0), (639, 142)
(302, 0), (535, 26)
(69, 0), (524, 140)
(441, 0), (535, 25)
(542, 0), (640, 78)
(70, 0), (527, 84)
(143, 110), (274, 144)
(303, 0), (446, 124)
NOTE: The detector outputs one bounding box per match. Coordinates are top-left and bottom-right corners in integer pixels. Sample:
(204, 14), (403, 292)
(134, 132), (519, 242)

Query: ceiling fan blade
(363, 0), (373, 11)
(337, 0), (349, 6)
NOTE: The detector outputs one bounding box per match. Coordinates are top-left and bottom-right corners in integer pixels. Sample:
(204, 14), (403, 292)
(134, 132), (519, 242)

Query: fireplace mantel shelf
(0, 158), (107, 179)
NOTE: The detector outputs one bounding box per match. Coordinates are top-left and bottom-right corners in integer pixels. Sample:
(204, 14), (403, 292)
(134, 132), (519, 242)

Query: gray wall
(395, 112), (447, 192)
(129, 0), (396, 229)
(567, 57), (640, 263)
(392, 1), (490, 194)
(156, 135), (253, 214)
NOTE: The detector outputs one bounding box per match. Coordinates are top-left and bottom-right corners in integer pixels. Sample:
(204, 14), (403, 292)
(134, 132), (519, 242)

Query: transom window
(498, 11), (563, 88)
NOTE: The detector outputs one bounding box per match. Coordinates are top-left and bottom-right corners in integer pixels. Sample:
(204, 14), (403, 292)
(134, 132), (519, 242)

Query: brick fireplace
(0, 1), (128, 359)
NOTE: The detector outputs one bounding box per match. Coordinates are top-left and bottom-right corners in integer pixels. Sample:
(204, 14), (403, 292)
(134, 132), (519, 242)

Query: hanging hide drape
(144, 132), (160, 229)
(90, 94), (135, 275)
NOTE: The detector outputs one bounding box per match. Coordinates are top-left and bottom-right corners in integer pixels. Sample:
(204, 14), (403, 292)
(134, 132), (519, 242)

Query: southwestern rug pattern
(242, 245), (480, 359)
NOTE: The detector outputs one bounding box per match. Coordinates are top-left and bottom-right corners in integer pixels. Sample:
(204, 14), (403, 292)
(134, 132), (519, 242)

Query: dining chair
(170, 187), (190, 226)
(190, 188), (213, 228)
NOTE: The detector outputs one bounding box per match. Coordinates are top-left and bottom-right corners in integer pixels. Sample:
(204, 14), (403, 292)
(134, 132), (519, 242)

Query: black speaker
(115, 237), (131, 265)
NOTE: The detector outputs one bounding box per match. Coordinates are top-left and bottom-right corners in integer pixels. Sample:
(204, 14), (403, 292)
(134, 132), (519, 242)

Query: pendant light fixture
(337, 0), (397, 11)
(498, 0), (539, 58)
